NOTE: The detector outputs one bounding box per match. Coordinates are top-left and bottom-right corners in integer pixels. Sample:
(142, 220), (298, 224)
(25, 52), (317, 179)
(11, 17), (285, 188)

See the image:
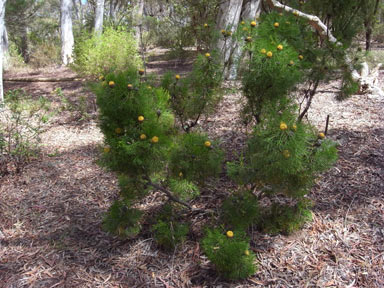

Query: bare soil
(0, 62), (383, 287)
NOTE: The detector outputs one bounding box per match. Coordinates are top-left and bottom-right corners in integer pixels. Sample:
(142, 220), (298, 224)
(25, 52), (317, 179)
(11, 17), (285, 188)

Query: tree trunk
(60, 0), (74, 65)
(20, 22), (29, 63)
(0, 0), (6, 105)
(133, 0), (145, 40)
(228, 0), (262, 79)
(1, 23), (8, 70)
(94, 0), (104, 35)
(216, 0), (244, 79)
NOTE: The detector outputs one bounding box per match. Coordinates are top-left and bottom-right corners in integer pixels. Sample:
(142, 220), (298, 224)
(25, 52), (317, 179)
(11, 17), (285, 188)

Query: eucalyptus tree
(0, 0), (6, 105)
(61, 0), (74, 65)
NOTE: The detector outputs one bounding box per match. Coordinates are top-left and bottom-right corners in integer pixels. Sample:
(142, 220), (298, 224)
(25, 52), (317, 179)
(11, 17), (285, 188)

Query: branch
(4, 77), (83, 82)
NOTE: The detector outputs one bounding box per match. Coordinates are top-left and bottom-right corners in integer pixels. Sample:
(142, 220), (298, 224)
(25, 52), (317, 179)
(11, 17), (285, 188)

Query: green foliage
(261, 200), (313, 235)
(220, 191), (260, 230)
(201, 228), (256, 280)
(0, 89), (51, 175)
(151, 204), (189, 250)
(162, 52), (222, 131)
(169, 133), (224, 185)
(102, 200), (143, 238)
(73, 27), (142, 77)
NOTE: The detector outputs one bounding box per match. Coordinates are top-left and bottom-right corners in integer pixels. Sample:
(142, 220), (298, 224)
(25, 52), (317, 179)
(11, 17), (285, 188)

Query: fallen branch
(4, 77), (83, 82)
(266, 0), (384, 98)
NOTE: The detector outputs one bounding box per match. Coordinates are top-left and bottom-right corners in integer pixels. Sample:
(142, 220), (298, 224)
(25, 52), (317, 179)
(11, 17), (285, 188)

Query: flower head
(140, 134), (147, 140)
(108, 81), (115, 87)
(138, 115), (144, 122)
(151, 136), (159, 143)
(266, 51), (273, 58)
(280, 122), (288, 131)
(204, 141), (211, 148)
(226, 230), (234, 238)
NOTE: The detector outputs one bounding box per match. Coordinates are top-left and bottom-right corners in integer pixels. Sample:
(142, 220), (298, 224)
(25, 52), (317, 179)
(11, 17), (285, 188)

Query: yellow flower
(175, 74), (181, 80)
(277, 44), (283, 51)
(266, 51), (273, 58)
(289, 60), (295, 66)
(204, 141), (211, 148)
(243, 27), (248, 32)
(103, 146), (110, 153)
(226, 231), (234, 238)
(318, 132), (325, 139)
(151, 136), (159, 143)
(108, 81), (115, 87)
(221, 29), (226, 35)
(205, 52), (211, 58)
(99, 75), (104, 81)
(250, 21), (257, 27)
(138, 115), (144, 122)
(279, 13), (283, 16)
(274, 22), (280, 28)
(179, 172), (183, 177)
(245, 36), (252, 42)
(244, 250), (250, 256)
(260, 48), (267, 54)
(280, 122), (288, 131)
(298, 55), (304, 60)
(115, 127), (122, 134)
(140, 134), (147, 140)
(283, 150), (290, 158)
(127, 84), (133, 89)
(241, 21), (245, 25)
(292, 124), (297, 131)
(138, 69), (145, 75)
(293, 11), (299, 16)
(204, 23), (209, 28)
(226, 31), (232, 36)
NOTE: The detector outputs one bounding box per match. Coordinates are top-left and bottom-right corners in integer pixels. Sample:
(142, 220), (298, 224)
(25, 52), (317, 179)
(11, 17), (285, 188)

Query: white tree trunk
(0, 0), (6, 105)
(228, 0), (262, 79)
(94, 0), (104, 35)
(133, 0), (145, 40)
(216, 0), (244, 79)
(1, 24), (8, 70)
(60, 0), (74, 65)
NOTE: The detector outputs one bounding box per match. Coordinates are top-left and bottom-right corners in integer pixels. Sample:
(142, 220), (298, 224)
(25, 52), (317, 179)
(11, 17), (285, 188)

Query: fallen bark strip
(4, 77), (84, 82)
(266, 0), (384, 97)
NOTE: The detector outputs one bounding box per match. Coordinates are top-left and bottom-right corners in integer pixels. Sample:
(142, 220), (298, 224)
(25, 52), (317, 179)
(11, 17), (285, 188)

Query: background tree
(0, 0), (6, 105)
(94, 0), (104, 35)
(61, 0), (74, 65)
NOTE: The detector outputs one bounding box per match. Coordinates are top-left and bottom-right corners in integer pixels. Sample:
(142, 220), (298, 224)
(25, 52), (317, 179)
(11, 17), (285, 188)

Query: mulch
(0, 64), (383, 287)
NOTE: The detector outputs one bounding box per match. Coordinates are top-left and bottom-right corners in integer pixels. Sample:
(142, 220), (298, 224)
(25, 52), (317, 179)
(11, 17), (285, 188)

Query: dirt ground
(0, 61), (383, 288)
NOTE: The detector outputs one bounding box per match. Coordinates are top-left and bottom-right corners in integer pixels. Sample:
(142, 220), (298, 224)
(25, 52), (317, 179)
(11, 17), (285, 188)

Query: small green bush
(152, 219), (189, 250)
(261, 200), (313, 235)
(220, 191), (260, 230)
(73, 27), (142, 77)
(202, 228), (256, 280)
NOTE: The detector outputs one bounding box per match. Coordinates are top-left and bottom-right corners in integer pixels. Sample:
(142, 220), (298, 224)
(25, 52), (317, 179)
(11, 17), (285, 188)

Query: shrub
(202, 228), (256, 280)
(220, 191), (260, 230)
(73, 27), (142, 77)
(261, 200), (313, 235)
(0, 89), (51, 175)
(94, 66), (223, 237)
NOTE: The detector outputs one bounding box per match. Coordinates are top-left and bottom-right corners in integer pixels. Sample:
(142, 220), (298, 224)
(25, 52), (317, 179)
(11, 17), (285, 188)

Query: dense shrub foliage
(74, 28), (142, 77)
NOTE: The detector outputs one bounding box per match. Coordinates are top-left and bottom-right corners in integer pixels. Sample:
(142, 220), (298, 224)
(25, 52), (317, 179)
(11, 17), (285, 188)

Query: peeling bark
(60, 0), (74, 65)
(0, 0), (6, 105)
(94, 0), (104, 35)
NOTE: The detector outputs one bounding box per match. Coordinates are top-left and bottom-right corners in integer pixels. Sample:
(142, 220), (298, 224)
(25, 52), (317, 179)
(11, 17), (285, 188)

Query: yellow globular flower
(289, 60), (295, 66)
(274, 22), (280, 28)
(318, 132), (325, 139)
(293, 11), (299, 16)
(147, 86), (152, 89)
(205, 52), (211, 58)
(138, 115), (144, 122)
(283, 150), (291, 158)
(138, 69), (145, 75)
(204, 23), (208, 28)
(226, 231), (234, 238)
(277, 44), (283, 51)
(151, 136), (159, 143)
(221, 29), (226, 35)
(99, 75), (104, 81)
(115, 127), (122, 134)
(140, 134), (147, 140)
(280, 122), (288, 131)
(104, 146), (110, 153)
(260, 48), (267, 54)
(245, 36), (252, 42)
(250, 21), (257, 27)
(127, 84), (133, 89)
(179, 172), (183, 177)
(244, 250), (250, 256)
(108, 81), (115, 87)
(243, 27), (248, 32)
(204, 141), (211, 148)
(241, 21), (245, 25)
(299, 55), (304, 60)
(175, 74), (181, 80)
(292, 124), (297, 131)
(266, 51), (273, 58)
